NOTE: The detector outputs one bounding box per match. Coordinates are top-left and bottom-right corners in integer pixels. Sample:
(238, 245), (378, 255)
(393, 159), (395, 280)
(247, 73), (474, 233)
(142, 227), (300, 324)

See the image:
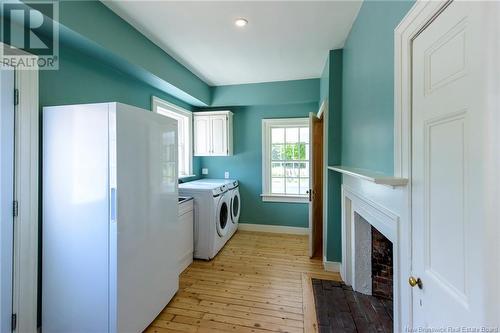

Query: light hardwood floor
(146, 230), (341, 333)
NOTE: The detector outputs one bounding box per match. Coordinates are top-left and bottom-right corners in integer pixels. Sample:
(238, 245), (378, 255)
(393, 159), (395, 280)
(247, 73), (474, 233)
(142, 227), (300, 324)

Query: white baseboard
(323, 259), (341, 273)
(238, 223), (309, 235)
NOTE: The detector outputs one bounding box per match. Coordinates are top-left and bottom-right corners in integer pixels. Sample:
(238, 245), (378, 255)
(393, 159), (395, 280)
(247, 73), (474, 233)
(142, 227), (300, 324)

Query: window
(152, 96), (193, 178)
(261, 118), (309, 203)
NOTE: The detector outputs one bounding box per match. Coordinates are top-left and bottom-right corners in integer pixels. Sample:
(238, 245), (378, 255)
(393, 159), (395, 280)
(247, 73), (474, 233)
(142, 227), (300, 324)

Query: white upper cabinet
(193, 111), (233, 156)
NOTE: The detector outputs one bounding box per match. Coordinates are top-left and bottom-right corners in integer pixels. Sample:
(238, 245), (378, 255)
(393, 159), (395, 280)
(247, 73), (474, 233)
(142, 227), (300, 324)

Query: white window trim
(152, 96), (195, 178)
(261, 118), (309, 204)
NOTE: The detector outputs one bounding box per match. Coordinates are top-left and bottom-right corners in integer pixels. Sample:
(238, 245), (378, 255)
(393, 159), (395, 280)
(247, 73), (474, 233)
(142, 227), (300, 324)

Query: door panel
(425, 113), (466, 297)
(0, 65), (14, 333)
(193, 116), (210, 156)
(411, 1), (493, 327)
(210, 115), (227, 155)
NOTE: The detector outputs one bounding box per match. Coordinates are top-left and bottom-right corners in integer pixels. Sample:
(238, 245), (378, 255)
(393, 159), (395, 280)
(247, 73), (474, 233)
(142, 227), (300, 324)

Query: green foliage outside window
(272, 143), (307, 161)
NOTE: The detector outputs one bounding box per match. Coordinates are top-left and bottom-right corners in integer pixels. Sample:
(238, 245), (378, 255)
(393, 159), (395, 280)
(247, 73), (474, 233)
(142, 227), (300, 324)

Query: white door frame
(395, 0), (500, 327)
(0, 44), (39, 333)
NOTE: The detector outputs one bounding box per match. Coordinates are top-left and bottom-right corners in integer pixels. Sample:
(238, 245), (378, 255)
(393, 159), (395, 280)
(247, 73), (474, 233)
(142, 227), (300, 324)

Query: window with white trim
(152, 96), (193, 178)
(261, 118), (309, 203)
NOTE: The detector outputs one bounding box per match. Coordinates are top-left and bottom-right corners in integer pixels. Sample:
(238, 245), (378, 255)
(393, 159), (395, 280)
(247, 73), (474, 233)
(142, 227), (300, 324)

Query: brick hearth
(371, 227), (393, 300)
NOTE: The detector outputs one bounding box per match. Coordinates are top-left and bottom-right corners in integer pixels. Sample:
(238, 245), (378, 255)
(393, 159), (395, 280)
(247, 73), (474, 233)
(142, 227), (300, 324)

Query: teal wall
(40, 46), (191, 110)
(212, 79), (319, 107)
(39, 44), (202, 179)
(197, 102), (318, 228)
(341, 0), (414, 174)
(320, 59), (329, 104)
(318, 0), (414, 263)
(328, 51), (343, 262)
(320, 50), (343, 262)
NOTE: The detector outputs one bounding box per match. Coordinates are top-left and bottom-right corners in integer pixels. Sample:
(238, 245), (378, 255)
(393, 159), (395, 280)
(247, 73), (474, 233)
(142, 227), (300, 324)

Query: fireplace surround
(341, 185), (400, 331)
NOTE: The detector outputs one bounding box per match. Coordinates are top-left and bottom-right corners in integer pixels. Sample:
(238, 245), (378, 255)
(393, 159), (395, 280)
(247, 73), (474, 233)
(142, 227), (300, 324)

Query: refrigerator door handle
(110, 187), (117, 222)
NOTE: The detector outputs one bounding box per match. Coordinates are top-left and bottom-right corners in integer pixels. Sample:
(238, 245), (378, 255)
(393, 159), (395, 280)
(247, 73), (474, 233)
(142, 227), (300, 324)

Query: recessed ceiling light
(234, 18), (248, 27)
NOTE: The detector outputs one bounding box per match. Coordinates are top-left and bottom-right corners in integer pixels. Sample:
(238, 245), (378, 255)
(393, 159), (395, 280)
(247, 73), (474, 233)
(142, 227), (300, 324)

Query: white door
(193, 116), (210, 156)
(411, 1), (498, 327)
(210, 115), (227, 155)
(0, 65), (15, 333)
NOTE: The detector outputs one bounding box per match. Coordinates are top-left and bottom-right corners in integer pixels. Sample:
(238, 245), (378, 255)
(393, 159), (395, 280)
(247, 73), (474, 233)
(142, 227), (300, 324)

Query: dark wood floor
(312, 279), (393, 333)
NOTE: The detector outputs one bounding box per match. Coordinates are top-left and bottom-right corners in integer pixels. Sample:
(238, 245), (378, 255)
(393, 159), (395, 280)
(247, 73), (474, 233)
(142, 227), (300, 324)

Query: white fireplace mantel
(328, 165), (408, 187)
(341, 184), (401, 331)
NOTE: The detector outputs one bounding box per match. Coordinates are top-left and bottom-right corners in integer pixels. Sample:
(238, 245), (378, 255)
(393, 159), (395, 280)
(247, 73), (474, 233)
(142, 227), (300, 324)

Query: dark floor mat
(312, 278), (393, 333)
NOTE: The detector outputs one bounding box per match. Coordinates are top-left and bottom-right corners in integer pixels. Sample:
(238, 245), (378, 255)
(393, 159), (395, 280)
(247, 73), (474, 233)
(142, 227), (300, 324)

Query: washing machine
(227, 180), (240, 236)
(193, 179), (240, 236)
(179, 180), (232, 260)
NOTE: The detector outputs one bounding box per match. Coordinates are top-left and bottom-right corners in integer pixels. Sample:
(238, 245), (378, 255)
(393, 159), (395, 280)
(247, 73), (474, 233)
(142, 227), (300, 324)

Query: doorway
(0, 65), (15, 333)
(308, 109), (323, 259)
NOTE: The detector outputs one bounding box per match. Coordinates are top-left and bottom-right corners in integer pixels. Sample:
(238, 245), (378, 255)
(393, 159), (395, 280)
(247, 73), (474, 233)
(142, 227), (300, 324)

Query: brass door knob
(409, 276), (423, 289)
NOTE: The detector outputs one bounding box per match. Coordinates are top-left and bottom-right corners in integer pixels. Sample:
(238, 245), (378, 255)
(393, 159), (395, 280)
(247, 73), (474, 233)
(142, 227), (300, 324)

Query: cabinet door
(193, 116), (210, 156)
(178, 209), (194, 274)
(210, 115), (227, 155)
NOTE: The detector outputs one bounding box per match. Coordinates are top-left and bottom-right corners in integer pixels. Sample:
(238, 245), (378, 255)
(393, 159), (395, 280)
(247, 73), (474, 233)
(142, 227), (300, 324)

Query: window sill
(260, 194), (309, 203)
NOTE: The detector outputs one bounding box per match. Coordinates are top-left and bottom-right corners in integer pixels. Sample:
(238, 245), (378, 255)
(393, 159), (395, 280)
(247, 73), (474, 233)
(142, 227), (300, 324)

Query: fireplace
(341, 185), (400, 330)
(372, 226), (393, 300)
(351, 213), (394, 300)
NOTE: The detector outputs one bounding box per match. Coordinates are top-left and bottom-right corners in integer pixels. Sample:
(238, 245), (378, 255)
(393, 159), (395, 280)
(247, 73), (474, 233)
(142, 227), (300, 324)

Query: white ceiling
(103, 1), (362, 86)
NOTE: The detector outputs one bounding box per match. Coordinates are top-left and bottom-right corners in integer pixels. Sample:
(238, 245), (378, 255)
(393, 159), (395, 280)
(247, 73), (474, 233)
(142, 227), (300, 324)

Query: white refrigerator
(42, 102), (179, 333)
